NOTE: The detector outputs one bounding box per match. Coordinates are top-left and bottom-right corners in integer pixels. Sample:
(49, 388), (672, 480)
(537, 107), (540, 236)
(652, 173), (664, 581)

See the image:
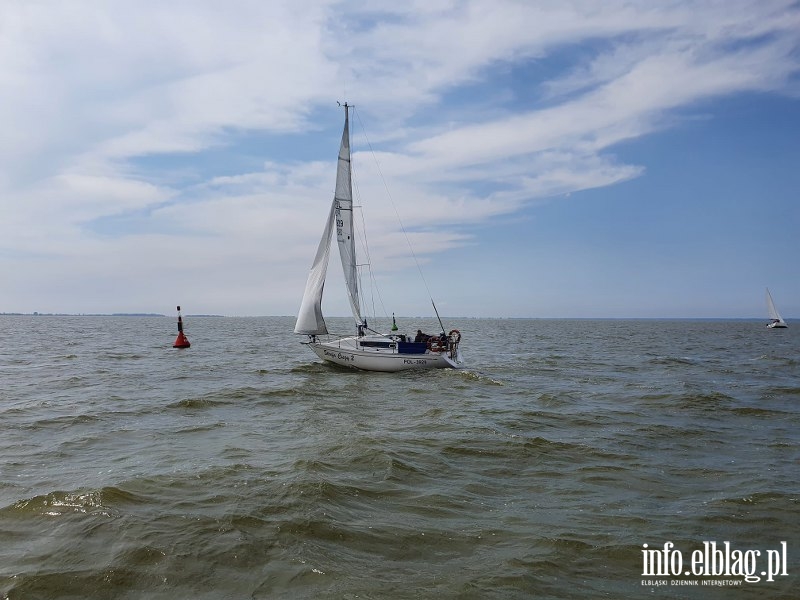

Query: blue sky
(1, 0), (798, 319)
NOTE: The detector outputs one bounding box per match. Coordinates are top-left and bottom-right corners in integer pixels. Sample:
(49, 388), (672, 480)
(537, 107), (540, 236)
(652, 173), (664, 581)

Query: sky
(1, 0), (799, 320)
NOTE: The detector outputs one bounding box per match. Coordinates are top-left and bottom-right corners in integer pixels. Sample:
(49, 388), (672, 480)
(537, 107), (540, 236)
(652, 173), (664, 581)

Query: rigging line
(352, 106), (437, 306)
(360, 216), (388, 321)
(351, 141), (390, 321)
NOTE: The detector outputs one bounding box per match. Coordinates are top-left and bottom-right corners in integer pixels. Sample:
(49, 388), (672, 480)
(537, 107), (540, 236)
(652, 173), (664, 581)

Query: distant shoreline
(0, 313), (788, 321)
(0, 313), (223, 317)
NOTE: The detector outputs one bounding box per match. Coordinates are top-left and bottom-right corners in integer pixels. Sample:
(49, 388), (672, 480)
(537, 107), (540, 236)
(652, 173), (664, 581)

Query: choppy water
(1, 315), (798, 599)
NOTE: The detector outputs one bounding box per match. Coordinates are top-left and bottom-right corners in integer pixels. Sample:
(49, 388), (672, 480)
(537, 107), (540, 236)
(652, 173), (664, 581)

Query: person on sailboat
(414, 329), (429, 343)
(425, 331), (447, 353)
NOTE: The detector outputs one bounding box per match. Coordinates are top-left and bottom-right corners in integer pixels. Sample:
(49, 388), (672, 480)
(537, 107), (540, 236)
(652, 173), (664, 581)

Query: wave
(165, 385), (325, 408)
(709, 490), (798, 506)
(761, 385), (800, 398)
(675, 390), (736, 408)
(97, 352), (148, 361)
(27, 413), (102, 429)
(441, 433), (593, 463)
(457, 369), (504, 385)
(169, 422), (226, 434)
(731, 406), (789, 417)
(648, 355), (697, 366)
(694, 491), (799, 533)
(255, 387), (327, 401)
(166, 397), (230, 409)
(4, 486), (147, 518)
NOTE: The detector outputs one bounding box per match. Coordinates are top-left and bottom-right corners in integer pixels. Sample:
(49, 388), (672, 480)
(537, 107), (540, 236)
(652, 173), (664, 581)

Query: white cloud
(0, 0), (798, 315)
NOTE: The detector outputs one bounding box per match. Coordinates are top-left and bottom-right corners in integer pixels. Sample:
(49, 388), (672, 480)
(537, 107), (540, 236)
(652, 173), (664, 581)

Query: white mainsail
(334, 105), (364, 328)
(294, 103), (364, 335)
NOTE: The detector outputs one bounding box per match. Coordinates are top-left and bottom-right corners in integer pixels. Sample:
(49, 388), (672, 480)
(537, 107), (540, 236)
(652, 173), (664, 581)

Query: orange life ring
(449, 329), (461, 343)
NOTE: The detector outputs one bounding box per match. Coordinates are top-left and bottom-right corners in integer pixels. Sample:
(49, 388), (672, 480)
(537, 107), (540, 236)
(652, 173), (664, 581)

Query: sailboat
(294, 103), (463, 371)
(766, 288), (788, 328)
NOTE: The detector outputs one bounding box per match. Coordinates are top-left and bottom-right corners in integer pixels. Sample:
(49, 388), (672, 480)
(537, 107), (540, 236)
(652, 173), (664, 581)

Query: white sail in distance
(766, 287), (787, 326)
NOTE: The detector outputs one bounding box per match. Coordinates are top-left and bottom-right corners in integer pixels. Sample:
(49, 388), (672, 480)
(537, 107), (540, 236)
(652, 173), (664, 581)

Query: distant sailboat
(766, 288), (788, 328)
(294, 103), (463, 371)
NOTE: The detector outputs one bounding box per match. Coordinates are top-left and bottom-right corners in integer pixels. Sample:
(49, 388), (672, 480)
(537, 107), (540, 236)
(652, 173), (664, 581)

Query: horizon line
(0, 312), (792, 322)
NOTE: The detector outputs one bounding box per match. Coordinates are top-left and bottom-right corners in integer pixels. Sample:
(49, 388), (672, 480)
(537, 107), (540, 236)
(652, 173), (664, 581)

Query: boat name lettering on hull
(323, 349), (354, 362)
(403, 359), (428, 365)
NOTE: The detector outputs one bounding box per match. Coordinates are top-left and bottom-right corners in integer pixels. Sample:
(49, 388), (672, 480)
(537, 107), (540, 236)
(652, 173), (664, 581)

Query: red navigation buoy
(173, 305), (191, 348)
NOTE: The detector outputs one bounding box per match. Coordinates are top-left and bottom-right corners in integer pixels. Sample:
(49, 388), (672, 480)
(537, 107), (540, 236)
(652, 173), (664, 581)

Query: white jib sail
(335, 105), (364, 328)
(294, 200), (336, 335)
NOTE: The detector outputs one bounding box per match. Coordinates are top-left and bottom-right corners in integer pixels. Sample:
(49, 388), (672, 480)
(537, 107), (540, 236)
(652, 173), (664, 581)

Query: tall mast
(335, 103), (364, 329)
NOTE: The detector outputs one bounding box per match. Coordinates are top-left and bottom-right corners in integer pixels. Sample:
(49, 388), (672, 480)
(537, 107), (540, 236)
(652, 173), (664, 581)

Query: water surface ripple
(1, 316), (798, 598)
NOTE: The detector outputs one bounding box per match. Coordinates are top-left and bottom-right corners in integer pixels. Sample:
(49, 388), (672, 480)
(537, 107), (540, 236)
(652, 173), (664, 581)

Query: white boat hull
(303, 336), (462, 372)
(767, 321), (788, 329)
